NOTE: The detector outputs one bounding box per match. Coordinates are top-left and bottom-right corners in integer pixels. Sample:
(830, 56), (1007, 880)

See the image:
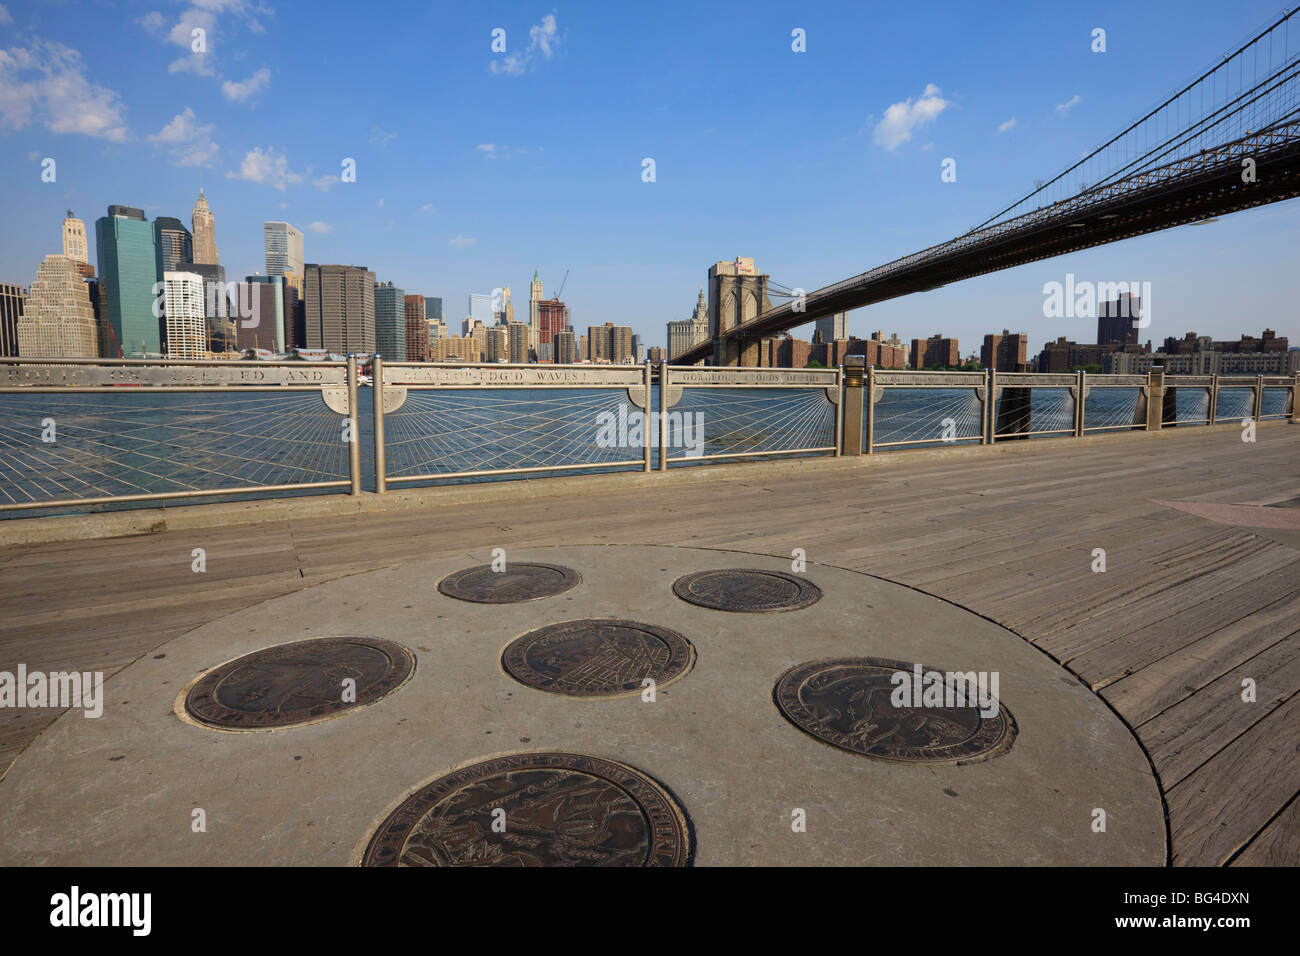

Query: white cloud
(419, 203), (436, 215)
(476, 143), (499, 158)
(490, 14), (559, 76)
(222, 67), (269, 102)
(167, 8), (216, 49)
(313, 173), (339, 192)
(168, 54), (217, 77)
(0, 6), (13, 26)
(1056, 94), (1082, 115)
(308, 221), (332, 234)
(873, 83), (949, 150)
(0, 39), (129, 141)
(370, 125), (395, 147)
(145, 3), (269, 83)
(226, 146), (304, 189)
(998, 117), (1017, 133)
(449, 235), (477, 247)
(147, 107), (218, 166)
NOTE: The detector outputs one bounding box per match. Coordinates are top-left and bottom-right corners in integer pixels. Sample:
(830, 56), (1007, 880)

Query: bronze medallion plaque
(184, 637), (414, 730)
(502, 620), (694, 698)
(672, 568), (822, 613)
(362, 752), (692, 867)
(774, 657), (1017, 764)
(437, 563), (581, 603)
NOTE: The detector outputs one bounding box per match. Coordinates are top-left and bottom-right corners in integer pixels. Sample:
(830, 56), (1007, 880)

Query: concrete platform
(0, 545), (1165, 866)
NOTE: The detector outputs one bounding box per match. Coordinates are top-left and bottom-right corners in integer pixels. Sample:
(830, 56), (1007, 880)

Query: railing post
(1075, 369), (1086, 437)
(642, 361), (653, 472)
(1145, 366), (1164, 431)
(1253, 373), (1264, 423)
(372, 354), (386, 494)
(658, 361), (669, 471)
(1209, 374), (1219, 424)
(864, 365), (876, 455)
(841, 356), (864, 456)
(987, 368), (997, 445)
(346, 354), (362, 495)
(1291, 373), (1300, 425)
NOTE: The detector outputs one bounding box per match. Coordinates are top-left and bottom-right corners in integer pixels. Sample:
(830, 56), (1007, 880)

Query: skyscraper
(1097, 294), (1141, 346)
(264, 221), (304, 293)
(186, 262), (230, 352)
(18, 255), (99, 358)
(161, 272), (207, 359)
(530, 270), (544, 332)
(303, 264), (375, 353)
(62, 211), (88, 265)
(374, 282), (406, 358)
(484, 326), (509, 362)
(814, 312), (848, 343)
(468, 292), (494, 326)
(537, 297), (567, 346)
(0, 284), (25, 357)
(153, 217), (193, 273)
(404, 294), (428, 361)
(585, 322), (634, 363)
(236, 275), (295, 352)
(554, 330), (577, 364)
(507, 321), (531, 363)
(192, 189), (218, 265)
(424, 296), (443, 322)
(96, 205), (162, 357)
(668, 288), (709, 359)
(494, 285), (513, 325)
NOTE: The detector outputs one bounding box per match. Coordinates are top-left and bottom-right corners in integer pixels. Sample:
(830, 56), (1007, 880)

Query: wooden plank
(1139, 639), (1300, 788)
(1068, 566), (1300, 689)
(1166, 693), (1300, 866)
(1230, 795), (1300, 866)
(1102, 601), (1300, 725)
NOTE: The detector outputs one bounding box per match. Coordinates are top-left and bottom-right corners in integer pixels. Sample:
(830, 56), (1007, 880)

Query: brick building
(910, 334), (959, 369)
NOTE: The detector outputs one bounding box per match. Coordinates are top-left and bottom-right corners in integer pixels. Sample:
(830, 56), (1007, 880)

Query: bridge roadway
(1, 422), (1296, 865)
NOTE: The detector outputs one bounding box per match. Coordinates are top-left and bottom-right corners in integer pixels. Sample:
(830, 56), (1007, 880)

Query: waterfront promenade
(1, 422), (1296, 865)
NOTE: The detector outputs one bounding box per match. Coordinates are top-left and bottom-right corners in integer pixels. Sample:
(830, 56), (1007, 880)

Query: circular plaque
(184, 637), (415, 730)
(672, 568), (822, 612)
(437, 563), (581, 603)
(362, 752), (692, 867)
(774, 657), (1017, 764)
(502, 619), (695, 698)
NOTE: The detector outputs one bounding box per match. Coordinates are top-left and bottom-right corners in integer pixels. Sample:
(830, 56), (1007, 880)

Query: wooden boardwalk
(2, 423), (1296, 866)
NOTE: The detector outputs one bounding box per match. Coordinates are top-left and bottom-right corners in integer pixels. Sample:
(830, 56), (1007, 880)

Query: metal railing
(850, 367), (1297, 452)
(0, 358), (1293, 518)
(375, 358), (653, 489)
(658, 364), (841, 468)
(864, 370), (987, 451)
(0, 356), (359, 513)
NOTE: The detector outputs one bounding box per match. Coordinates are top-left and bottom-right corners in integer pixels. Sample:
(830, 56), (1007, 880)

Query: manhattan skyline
(1, 0), (1297, 352)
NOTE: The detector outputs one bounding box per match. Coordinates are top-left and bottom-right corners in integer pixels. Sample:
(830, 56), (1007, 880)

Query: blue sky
(1, 0), (1296, 353)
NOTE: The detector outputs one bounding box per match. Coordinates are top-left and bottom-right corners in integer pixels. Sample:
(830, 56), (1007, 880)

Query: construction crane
(553, 269), (569, 300)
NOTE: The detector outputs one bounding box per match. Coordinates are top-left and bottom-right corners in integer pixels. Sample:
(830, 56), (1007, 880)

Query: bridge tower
(708, 257), (771, 366)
